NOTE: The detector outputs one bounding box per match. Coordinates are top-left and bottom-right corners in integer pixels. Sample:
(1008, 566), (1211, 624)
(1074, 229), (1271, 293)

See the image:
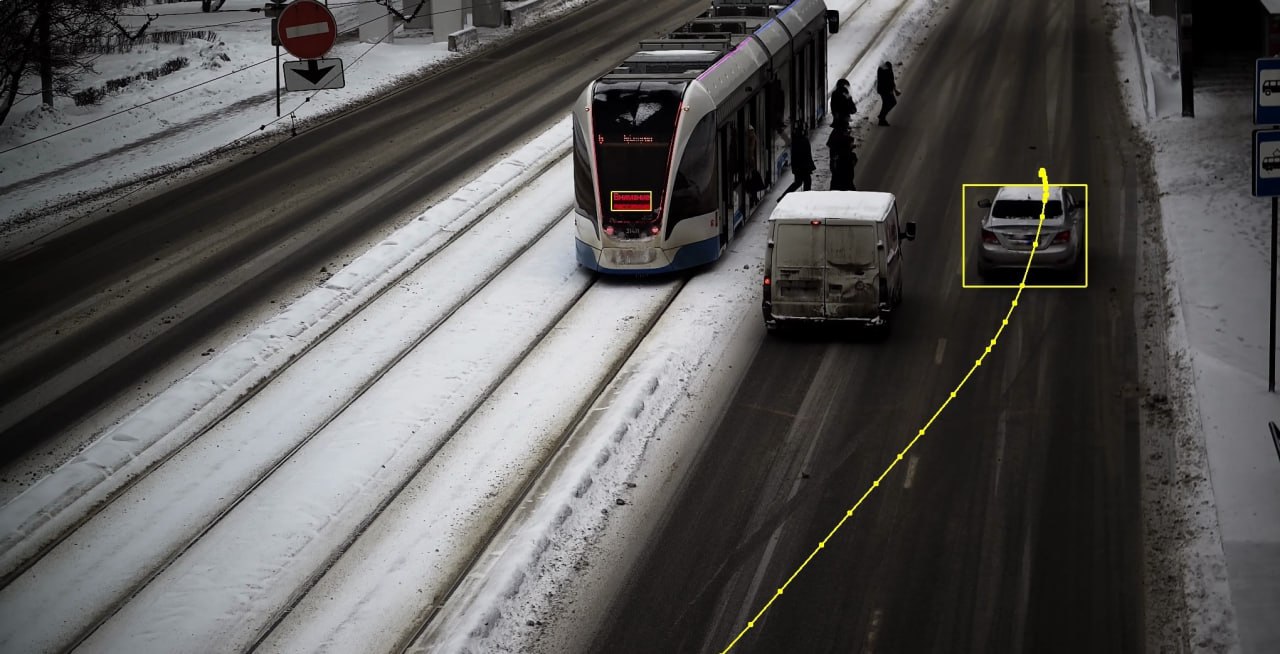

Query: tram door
(717, 121), (739, 246)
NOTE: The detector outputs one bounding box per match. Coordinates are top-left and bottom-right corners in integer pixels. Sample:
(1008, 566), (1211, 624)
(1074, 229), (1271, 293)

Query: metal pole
(1178, 0), (1194, 117)
(275, 44), (281, 118)
(1271, 196), (1277, 392)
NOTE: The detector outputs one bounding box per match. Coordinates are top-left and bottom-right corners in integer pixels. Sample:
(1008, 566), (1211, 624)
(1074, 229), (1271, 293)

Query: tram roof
(600, 1), (792, 79)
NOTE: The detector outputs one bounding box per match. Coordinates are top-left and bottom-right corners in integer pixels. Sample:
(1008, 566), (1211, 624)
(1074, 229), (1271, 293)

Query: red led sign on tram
(610, 191), (653, 212)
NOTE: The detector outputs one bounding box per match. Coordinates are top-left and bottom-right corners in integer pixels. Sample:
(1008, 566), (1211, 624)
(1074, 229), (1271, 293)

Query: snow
(0, 119), (570, 589)
(1112, 0), (1280, 651)
(770, 190), (894, 222)
(0, 0), (1270, 652)
(0, 0), (588, 242)
(630, 49), (720, 58)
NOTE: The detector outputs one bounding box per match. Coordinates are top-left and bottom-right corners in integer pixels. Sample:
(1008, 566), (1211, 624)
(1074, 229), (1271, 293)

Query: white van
(762, 191), (916, 333)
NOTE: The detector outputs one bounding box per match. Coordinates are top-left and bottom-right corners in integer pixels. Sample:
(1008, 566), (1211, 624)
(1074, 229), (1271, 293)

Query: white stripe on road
(865, 608), (884, 653)
(902, 455), (919, 489)
(934, 337), (947, 365)
(285, 22), (331, 39)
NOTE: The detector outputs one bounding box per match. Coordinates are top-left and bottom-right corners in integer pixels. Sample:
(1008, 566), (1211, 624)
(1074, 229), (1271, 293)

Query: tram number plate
(614, 248), (656, 265)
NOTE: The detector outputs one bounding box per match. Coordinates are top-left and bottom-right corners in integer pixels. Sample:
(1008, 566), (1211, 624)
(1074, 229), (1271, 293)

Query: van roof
(769, 191), (895, 223)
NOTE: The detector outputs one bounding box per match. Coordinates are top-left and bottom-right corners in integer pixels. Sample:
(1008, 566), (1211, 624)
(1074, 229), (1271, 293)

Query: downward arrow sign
(296, 59), (334, 85)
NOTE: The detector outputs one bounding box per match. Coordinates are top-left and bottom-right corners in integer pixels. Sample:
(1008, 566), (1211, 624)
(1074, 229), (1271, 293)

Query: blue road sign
(1254, 129), (1280, 197)
(1258, 59), (1280, 125)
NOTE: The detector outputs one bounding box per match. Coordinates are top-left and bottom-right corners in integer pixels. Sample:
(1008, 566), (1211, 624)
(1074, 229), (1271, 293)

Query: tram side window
(572, 117), (595, 219)
(669, 113), (717, 226)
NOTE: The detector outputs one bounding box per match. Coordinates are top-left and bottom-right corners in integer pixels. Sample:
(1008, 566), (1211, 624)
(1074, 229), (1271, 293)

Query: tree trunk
(38, 0), (52, 106)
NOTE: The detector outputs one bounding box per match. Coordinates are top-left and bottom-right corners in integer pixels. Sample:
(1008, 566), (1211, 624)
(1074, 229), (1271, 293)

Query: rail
(1270, 421), (1279, 464)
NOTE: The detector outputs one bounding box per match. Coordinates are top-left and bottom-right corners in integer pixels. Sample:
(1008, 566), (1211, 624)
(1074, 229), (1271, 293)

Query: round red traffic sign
(276, 0), (337, 60)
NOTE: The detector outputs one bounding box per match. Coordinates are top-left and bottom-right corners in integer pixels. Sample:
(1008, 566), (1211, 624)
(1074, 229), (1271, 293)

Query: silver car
(974, 186), (1084, 279)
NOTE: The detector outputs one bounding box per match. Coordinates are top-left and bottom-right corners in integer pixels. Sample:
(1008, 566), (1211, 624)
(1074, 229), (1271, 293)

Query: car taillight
(650, 226), (660, 235)
(1052, 230), (1071, 244)
(605, 226), (615, 236)
(763, 276), (771, 287)
(981, 229), (1000, 244)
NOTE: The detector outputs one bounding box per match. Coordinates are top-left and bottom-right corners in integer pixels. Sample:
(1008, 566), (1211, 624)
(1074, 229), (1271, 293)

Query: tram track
(0, 147), (691, 651)
(0, 156), (584, 652)
(0, 137), (570, 589)
(0, 1), (927, 651)
(62, 239), (687, 653)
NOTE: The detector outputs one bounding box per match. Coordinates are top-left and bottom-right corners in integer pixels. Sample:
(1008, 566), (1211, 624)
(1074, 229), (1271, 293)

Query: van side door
(770, 220), (827, 320)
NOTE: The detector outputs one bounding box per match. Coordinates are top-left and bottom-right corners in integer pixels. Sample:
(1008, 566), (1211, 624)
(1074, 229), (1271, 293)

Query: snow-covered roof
(993, 185), (1065, 202)
(769, 191), (894, 223)
(629, 50), (719, 60)
(1263, 0), (1280, 15)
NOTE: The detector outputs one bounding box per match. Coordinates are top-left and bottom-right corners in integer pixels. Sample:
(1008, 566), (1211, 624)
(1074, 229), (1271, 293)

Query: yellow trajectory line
(719, 167), (1053, 653)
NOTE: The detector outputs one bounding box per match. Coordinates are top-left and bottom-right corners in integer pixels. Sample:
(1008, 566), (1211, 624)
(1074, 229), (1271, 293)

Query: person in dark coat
(827, 125), (857, 191)
(780, 121), (815, 199)
(830, 78), (856, 129)
(876, 61), (901, 126)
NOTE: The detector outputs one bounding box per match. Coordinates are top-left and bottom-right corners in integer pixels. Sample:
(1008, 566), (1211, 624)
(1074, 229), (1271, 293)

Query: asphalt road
(591, 0), (1145, 651)
(0, 0), (707, 462)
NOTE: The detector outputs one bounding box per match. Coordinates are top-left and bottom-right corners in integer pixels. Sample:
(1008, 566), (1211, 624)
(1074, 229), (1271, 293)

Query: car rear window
(992, 199), (1062, 218)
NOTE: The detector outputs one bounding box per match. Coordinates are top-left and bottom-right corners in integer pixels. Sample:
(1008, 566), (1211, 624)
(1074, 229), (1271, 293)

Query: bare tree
(0, 0), (134, 126)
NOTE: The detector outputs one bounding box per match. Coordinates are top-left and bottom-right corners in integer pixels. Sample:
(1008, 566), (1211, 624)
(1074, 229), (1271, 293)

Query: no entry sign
(276, 0), (337, 60)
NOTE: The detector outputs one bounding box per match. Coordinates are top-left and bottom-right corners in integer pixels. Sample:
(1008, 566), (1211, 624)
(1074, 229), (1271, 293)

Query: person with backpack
(780, 121), (815, 199)
(830, 78), (856, 129)
(876, 61), (901, 126)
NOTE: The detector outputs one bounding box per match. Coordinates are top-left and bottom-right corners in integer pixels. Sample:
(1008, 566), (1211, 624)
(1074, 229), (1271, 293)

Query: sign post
(1253, 119), (1280, 393)
(1258, 57), (1280, 392)
(274, 0), (344, 94)
(264, 1), (287, 116)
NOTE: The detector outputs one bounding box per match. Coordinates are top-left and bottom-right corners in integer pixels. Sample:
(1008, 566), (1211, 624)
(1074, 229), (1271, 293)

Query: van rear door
(770, 221), (825, 319)
(824, 223), (880, 319)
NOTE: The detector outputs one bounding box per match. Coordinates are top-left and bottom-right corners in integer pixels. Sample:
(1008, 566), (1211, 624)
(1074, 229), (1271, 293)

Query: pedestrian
(876, 61), (901, 126)
(830, 78), (856, 129)
(780, 121), (814, 199)
(827, 124), (856, 191)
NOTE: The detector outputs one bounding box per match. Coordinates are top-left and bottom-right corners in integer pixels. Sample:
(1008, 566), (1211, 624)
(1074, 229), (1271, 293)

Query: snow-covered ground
(1, 0), (1272, 650)
(0, 0), (953, 651)
(1113, 0), (1280, 651)
(0, 0), (590, 244)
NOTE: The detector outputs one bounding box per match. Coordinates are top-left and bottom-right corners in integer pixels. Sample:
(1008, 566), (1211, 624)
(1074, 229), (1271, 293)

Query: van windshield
(827, 224), (877, 267)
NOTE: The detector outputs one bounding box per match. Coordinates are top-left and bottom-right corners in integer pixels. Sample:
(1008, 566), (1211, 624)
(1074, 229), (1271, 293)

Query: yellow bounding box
(961, 182), (1089, 289)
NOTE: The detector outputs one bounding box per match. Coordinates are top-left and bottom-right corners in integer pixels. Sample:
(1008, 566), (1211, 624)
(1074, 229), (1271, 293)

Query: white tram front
(573, 0), (839, 275)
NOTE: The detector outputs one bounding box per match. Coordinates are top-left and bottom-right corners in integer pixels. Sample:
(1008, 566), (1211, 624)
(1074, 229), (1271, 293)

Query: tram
(573, 0), (840, 274)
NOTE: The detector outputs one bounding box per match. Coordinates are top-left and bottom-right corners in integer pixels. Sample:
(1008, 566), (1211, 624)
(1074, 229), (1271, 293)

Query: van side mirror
(977, 198), (992, 209)
(825, 10), (840, 34)
(903, 221), (917, 240)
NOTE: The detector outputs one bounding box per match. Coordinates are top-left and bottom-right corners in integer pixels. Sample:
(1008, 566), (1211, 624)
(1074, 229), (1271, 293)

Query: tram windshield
(591, 80), (686, 231)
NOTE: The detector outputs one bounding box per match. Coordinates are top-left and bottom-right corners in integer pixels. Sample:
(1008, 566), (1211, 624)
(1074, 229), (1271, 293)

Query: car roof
(770, 191), (895, 223)
(993, 186), (1067, 202)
